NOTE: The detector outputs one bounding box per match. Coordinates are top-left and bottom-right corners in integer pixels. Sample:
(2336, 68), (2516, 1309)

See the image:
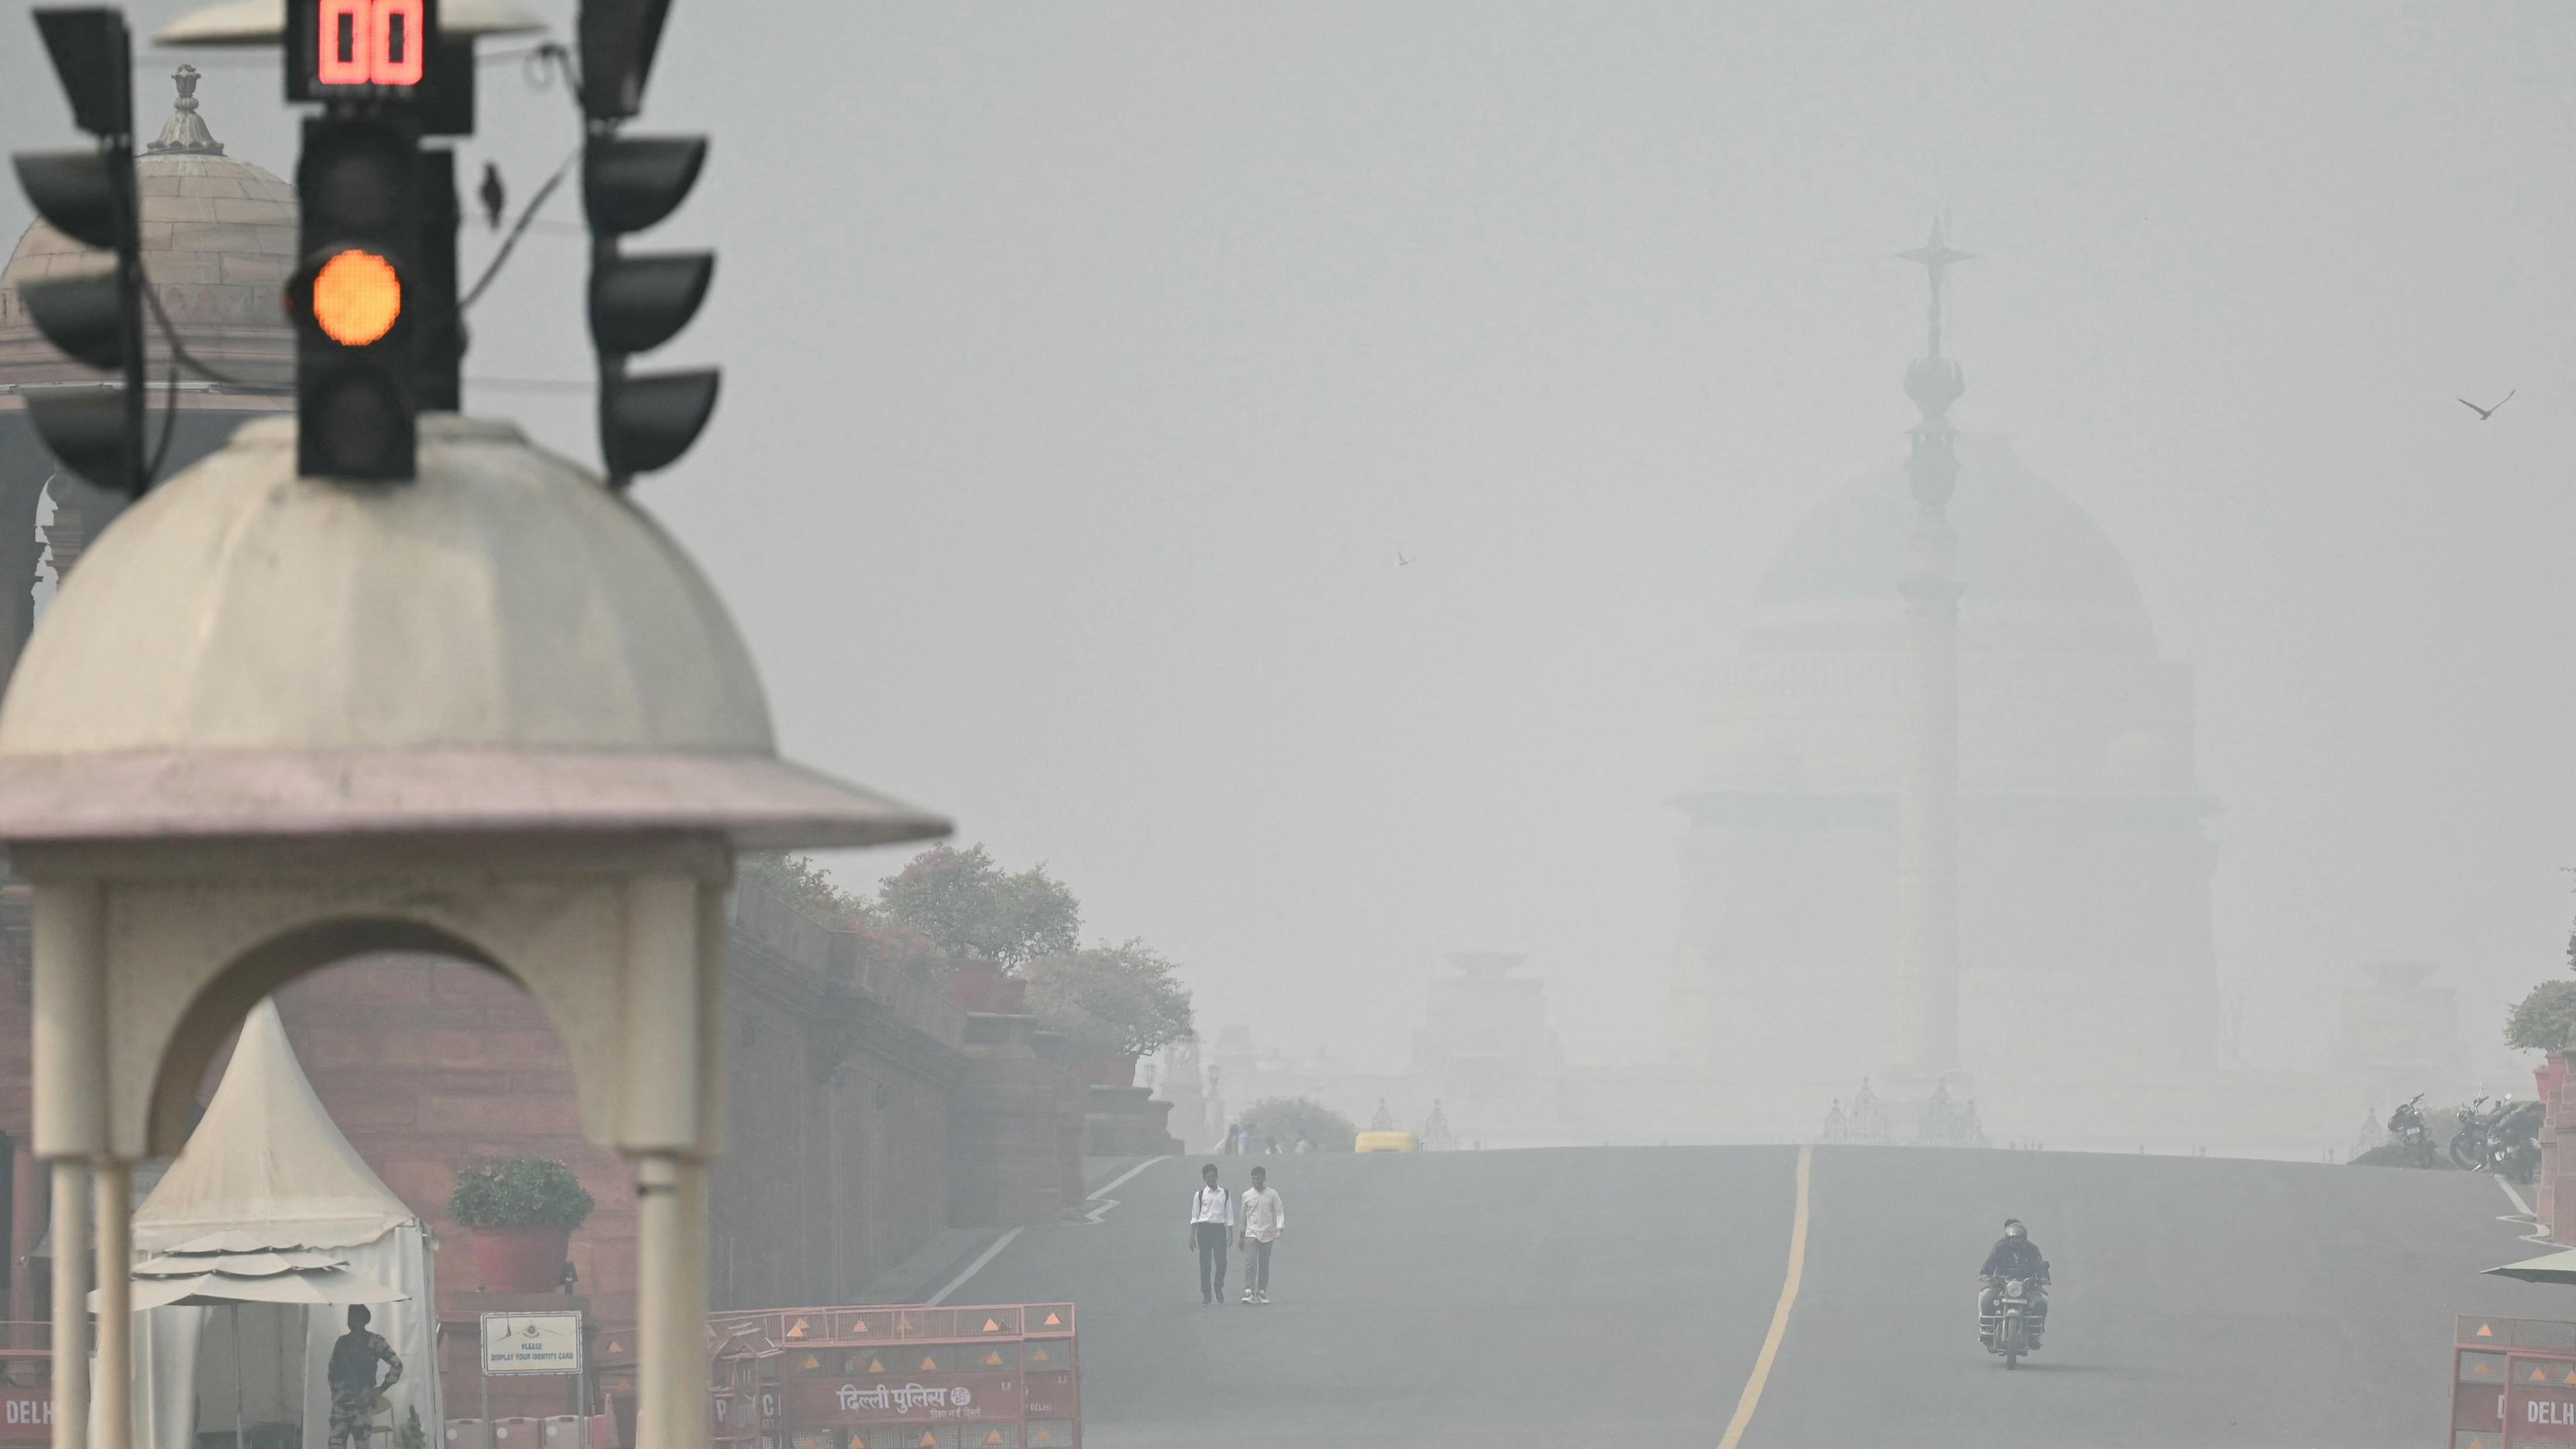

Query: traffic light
(584, 135), (716, 484)
(580, 0), (716, 487)
(577, 0), (674, 123)
(11, 7), (147, 495)
(289, 113), (423, 480)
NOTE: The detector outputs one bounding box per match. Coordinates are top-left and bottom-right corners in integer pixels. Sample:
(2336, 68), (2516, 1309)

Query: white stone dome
(1748, 434), (2157, 656)
(0, 68), (297, 393)
(0, 415), (945, 849)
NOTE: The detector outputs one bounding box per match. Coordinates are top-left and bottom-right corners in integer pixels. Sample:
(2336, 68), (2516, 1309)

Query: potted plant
(449, 1158), (594, 1291)
(946, 960), (1027, 1014)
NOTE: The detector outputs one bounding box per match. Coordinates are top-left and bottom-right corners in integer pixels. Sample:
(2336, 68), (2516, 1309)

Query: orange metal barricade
(718, 1305), (1077, 1449)
(2453, 1314), (2576, 1448)
(0, 1323), (52, 1446)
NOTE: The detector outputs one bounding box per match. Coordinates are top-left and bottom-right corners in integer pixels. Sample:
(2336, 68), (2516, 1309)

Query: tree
(1238, 1096), (1358, 1152)
(2508, 979), (2576, 1055)
(878, 844), (1079, 973)
(845, 914), (949, 979)
(738, 851), (868, 925)
(1025, 941), (1195, 1059)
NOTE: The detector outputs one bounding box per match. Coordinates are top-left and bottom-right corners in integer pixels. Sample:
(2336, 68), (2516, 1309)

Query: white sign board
(481, 1311), (584, 1377)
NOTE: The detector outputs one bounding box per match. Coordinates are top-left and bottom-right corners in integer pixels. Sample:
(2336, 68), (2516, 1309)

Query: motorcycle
(2450, 1093), (2544, 1181)
(1979, 1273), (2047, 1368)
(2389, 1093), (2438, 1169)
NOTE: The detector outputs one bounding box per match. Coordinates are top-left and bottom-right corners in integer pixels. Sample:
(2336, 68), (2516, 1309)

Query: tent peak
(133, 998), (416, 1254)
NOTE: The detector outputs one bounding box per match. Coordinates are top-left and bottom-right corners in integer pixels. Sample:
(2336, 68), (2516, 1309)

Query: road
(950, 1146), (2572, 1447)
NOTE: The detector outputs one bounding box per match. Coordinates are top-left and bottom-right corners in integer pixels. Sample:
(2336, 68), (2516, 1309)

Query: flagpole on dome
(1890, 217), (1971, 1099)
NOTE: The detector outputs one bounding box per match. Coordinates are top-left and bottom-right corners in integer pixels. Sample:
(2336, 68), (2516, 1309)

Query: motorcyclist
(1978, 1219), (2051, 1338)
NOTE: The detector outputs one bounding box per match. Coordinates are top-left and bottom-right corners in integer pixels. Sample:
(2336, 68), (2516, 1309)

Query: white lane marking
(1073, 1155), (1172, 1224)
(931, 1158), (1175, 1303)
(1717, 1143), (1813, 1449)
(2498, 1175), (2555, 1244)
(928, 1228), (1024, 1306)
(1090, 1156), (1171, 1201)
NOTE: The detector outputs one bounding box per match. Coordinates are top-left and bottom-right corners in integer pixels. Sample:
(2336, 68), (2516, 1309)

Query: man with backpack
(1187, 1163), (1234, 1305)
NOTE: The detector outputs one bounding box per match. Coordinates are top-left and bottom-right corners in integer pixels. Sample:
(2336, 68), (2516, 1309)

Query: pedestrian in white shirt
(1187, 1163), (1234, 1305)
(1237, 1165), (1286, 1304)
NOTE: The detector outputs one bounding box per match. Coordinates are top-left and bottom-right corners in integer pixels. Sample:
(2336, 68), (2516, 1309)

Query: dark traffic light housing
(290, 113), (424, 481)
(11, 7), (148, 496)
(581, 15), (718, 489)
(578, 0), (674, 123)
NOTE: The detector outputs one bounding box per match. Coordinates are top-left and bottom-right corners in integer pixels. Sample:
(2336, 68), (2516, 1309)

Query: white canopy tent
(108, 1000), (441, 1449)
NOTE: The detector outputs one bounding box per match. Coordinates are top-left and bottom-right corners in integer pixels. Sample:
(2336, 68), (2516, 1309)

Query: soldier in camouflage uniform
(326, 1305), (402, 1449)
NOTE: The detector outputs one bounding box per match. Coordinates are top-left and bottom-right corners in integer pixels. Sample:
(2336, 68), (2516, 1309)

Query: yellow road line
(1717, 1143), (1813, 1449)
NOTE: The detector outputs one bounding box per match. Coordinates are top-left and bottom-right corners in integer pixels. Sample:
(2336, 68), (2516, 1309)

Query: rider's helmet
(2002, 1219), (2027, 1240)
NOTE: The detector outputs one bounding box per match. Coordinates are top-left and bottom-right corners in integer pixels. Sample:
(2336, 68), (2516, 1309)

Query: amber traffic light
(311, 249), (402, 345)
(292, 115), (422, 480)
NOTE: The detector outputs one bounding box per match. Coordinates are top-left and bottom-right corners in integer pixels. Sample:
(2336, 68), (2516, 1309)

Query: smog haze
(2, 1), (2569, 1077)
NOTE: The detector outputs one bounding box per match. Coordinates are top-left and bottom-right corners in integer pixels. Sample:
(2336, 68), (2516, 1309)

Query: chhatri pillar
(1892, 221), (1969, 1086)
(0, 415), (947, 1449)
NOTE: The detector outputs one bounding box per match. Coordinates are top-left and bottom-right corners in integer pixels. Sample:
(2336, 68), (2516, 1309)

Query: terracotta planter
(472, 1226), (572, 1291)
(1079, 1054), (1138, 1089)
(947, 962), (1026, 1014)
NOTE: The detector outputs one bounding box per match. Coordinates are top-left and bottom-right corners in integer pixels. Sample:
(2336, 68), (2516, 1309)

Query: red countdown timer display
(289, 0), (440, 101)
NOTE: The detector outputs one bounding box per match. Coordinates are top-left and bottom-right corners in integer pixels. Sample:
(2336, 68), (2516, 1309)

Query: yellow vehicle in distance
(1354, 1130), (1420, 1153)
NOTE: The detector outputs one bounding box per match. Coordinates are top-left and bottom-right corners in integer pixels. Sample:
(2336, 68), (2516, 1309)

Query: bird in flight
(1397, 550), (1415, 568)
(2458, 389), (2516, 420)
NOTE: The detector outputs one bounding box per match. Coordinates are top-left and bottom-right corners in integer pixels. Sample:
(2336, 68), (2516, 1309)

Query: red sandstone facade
(2536, 1053), (2571, 1242)
(0, 878), (1096, 1419)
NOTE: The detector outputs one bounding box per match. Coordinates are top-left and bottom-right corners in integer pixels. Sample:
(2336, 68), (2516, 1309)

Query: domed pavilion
(0, 66), (296, 675)
(1667, 244), (2220, 1138)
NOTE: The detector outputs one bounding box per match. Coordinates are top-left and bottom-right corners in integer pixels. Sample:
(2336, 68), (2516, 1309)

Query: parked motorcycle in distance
(2388, 1093), (2438, 1168)
(2449, 1093), (2544, 1182)
(1980, 1274), (2047, 1368)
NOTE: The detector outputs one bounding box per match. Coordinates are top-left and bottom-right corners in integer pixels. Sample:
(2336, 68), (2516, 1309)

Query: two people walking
(1187, 1162), (1286, 1305)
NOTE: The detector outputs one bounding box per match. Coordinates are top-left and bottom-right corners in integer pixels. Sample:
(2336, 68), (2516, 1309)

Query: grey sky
(5, 2), (2571, 1071)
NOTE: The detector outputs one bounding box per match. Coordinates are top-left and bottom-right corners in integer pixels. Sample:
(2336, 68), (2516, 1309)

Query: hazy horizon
(3, 1), (2571, 1081)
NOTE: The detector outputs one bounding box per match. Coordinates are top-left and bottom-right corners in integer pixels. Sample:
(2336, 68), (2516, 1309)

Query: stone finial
(147, 65), (225, 156)
(1898, 218), (1972, 514)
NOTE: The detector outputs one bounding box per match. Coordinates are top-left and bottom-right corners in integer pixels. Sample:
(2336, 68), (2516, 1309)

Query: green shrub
(448, 1158), (595, 1232)
(1238, 1097), (1358, 1152)
(2509, 979), (2576, 1055)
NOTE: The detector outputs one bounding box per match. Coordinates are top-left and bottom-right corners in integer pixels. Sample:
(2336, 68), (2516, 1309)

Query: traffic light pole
(592, 225), (631, 489)
(107, 146), (145, 489)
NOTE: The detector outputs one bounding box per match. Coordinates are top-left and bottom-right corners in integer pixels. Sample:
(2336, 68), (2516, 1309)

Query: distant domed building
(1668, 241), (2219, 1138)
(0, 67), (294, 672)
